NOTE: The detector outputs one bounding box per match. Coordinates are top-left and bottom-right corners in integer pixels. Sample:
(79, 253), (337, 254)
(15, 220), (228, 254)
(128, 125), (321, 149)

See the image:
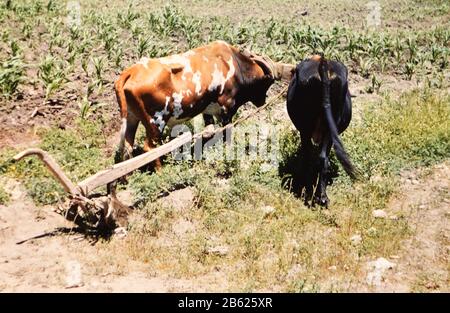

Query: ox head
(237, 48), (295, 107)
(235, 48), (274, 107)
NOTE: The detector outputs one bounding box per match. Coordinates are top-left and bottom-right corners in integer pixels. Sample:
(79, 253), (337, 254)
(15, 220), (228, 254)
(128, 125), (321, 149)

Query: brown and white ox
(113, 40), (293, 168)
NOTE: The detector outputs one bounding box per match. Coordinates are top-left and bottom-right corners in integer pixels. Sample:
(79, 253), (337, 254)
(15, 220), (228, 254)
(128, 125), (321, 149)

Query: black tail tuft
(318, 56), (357, 180)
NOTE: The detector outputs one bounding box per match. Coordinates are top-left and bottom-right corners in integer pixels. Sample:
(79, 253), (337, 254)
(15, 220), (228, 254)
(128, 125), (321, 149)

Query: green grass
(344, 88), (450, 178)
(0, 183), (10, 205)
(0, 118), (113, 205)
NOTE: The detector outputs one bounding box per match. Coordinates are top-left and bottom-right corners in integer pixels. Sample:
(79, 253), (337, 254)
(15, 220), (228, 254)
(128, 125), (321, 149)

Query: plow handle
(13, 148), (79, 196)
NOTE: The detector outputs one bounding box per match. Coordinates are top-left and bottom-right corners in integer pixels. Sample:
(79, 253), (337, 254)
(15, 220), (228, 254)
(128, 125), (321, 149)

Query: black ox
(286, 55), (357, 207)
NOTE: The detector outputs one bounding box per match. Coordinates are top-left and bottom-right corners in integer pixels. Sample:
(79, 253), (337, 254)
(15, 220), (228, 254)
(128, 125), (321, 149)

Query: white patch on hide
(137, 57), (150, 69)
(208, 63), (225, 92)
(192, 71), (202, 96)
(207, 57), (235, 94)
(172, 92), (184, 118)
(160, 53), (193, 80)
(154, 96), (171, 132)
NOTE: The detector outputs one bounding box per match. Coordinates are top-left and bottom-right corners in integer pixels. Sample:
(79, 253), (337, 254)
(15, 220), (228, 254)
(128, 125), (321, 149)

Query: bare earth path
(376, 162), (449, 292)
(0, 162), (448, 292)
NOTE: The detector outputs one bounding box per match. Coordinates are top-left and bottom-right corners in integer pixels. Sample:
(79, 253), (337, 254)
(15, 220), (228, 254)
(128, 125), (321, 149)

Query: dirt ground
(0, 178), (227, 292)
(1, 161), (448, 292)
(377, 163), (449, 292)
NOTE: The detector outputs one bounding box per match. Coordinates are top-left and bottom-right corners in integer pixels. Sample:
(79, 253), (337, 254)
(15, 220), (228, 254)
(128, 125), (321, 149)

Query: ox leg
(219, 102), (238, 145)
(299, 133), (315, 206)
(220, 113), (232, 145)
(108, 116), (140, 195)
(123, 115), (140, 161)
(203, 114), (215, 126)
(314, 136), (332, 207)
(114, 115), (139, 164)
(142, 119), (162, 170)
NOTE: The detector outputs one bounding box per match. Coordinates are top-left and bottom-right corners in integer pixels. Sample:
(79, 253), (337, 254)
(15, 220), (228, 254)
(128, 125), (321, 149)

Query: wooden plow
(14, 130), (215, 232)
(13, 83), (290, 233)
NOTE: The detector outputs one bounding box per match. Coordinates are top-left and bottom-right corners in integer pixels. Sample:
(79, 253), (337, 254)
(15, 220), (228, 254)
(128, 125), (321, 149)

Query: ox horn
(239, 47), (276, 80)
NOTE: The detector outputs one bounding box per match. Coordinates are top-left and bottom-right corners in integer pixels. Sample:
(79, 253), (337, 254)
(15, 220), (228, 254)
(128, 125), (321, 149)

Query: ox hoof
(203, 124), (216, 138)
(314, 195), (329, 208)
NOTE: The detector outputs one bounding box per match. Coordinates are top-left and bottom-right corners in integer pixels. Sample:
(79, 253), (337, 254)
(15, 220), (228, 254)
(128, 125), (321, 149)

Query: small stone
(425, 281), (439, 289)
(370, 175), (383, 183)
(286, 264), (303, 280)
(206, 245), (229, 256)
(372, 209), (388, 218)
(113, 227), (128, 239)
(350, 234), (362, 245)
(328, 265), (337, 271)
(116, 190), (134, 207)
(299, 10), (308, 16)
(65, 260), (83, 288)
(260, 163), (272, 173)
(366, 257), (396, 287)
(261, 206), (276, 218)
(389, 215), (398, 220)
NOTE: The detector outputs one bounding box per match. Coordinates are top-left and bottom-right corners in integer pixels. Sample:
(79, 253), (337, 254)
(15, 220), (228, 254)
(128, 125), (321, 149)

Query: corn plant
(111, 46), (123, 69)
(81, 56), (89, 76)
(78, 95), (92, 119)
(136, 36), (151, 58)
(118, 3), (139, 28)
(358, 56), (373, 78)
(5, 0), (12, 10)
(0, 55), (24, 99)
(46, 0), (56, 12)
(21, 22), (32, 39)
(38, 55), (67, 98)
(91, 56), (105, 82)
(404, 61), (415, 80)
(366, 74), (382, 94)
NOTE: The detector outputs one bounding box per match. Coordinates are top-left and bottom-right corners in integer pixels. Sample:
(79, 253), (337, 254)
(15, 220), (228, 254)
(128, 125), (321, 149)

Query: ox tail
(318, 57), (357, 180)
(114, 69), (132, 164)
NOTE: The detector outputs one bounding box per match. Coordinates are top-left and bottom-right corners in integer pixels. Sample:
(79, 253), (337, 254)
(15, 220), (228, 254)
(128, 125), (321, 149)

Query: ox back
(286, 55), (356, 207)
